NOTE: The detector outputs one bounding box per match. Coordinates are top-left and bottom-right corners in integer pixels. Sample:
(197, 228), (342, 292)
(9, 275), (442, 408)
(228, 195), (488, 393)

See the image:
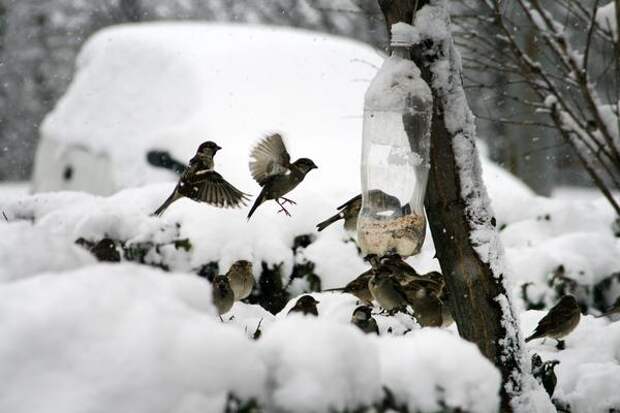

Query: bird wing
(249, 133), (291, 185)
(534, 299), (576, 334)
(179, 170), (250, 208)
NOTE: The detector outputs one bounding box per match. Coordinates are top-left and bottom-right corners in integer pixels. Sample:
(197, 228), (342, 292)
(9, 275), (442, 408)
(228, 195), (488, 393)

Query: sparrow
(368, 267), (412, 313)
(212, 275), (235, 316)
(247, 133), (317, 219)
(287, 295), (319, 316)
(322, 269), (374, 304)
(525, 295), (581, 350)
(531, 354), (559, 398)
(226, 260), (254, 301)
(316, 193), (362, 233)
(153, 141), (250, 216)
(351, 305), (379, 334)
(596, 296), (620, 318)
(315, 190), (401, 233)
(146, 149), (187, 175)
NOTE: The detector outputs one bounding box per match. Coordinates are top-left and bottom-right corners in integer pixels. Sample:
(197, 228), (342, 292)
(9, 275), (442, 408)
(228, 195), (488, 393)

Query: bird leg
(280, 197), (297, 205)
(555, 339), (566, 351)
(276, 199), (292, 217)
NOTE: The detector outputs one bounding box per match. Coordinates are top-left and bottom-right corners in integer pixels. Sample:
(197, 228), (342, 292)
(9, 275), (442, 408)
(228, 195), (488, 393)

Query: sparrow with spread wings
(153, 141), (250, 216)
(247, 133), (317, 219)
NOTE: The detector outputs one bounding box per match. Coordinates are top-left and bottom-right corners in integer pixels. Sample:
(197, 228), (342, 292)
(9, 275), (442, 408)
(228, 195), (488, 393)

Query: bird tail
(247, 190), (266, 220)
(152, 192), (180, 216)
(316, 213), (343, 232)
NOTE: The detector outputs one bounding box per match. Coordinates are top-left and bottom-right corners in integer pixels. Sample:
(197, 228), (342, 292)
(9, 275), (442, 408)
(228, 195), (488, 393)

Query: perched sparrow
(351, 305), (379, 334)
(146, 149), (187, 175)
(596, 296), (620, 318)
(226, 260), (254, 301)
(322, 269), (374, 304)
(212, 275), (235, 316)
(247, 133), (317, 219)
(531, 354), (559, 398)
(525, 295), (581, 350)
(89, 238), (121, 262)
(316, 193), (362, 233)
(153, 141), (250, 216)
(368, 267), (411, 312)
(315, 190), (401, 233)
(396, 280), (444, 327)
(288, 295), (319, 316)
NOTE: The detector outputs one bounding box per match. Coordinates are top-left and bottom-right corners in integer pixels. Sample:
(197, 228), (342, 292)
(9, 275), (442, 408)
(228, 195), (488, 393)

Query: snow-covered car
(31, 23), (383, 195)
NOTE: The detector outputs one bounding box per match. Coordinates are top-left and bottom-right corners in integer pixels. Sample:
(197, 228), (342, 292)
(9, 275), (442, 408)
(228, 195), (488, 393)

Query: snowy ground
(2, 22), (620, 413)
(2, 175), (619, 412)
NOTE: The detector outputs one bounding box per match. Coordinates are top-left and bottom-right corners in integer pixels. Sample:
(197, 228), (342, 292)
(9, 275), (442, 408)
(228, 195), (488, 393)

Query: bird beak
(216, 145), (222, 151)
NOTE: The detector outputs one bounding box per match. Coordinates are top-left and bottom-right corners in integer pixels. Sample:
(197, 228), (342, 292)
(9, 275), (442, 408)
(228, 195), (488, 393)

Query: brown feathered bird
(351, 305), (379, 334)
(525, 295), (581, 350)
(316, 190), (403, 233)
(153, 141), (250, 216)
(322, 269), (374, 304)
(247, 134), (317, 219)
(226, 260), (254, 301)
(212, 275), (235, 316)
(288, 295), (320, 316)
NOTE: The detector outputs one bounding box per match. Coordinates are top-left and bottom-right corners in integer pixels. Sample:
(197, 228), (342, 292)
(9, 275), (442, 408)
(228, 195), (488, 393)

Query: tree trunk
(377, 1), (526, 411)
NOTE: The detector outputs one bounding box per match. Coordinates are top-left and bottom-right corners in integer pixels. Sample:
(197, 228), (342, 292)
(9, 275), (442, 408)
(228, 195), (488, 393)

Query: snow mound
(260, 317), (382, 412)
(378, 330), (501, 413)
(0, 264), (267, 413)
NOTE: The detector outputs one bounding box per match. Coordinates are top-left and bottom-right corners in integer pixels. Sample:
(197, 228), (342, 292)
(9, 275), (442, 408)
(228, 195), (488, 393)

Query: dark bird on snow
(525, 295), (581, 350)
(226, 260), (255, 301)
(351, 305), (379, 334)
(596, 296), (620, 319)
(153, 141), (250, 216)
(322, 269), (374, 305)
(212, 275), (235, 316)
(287, 295), (320, 316)
(315, 190), (401, 233)
(531, 353), (559, 398)
(247, 133), (317, 219)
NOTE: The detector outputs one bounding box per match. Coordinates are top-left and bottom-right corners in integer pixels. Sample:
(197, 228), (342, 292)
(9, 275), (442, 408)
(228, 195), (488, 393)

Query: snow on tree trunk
(378, 1), (552, 412)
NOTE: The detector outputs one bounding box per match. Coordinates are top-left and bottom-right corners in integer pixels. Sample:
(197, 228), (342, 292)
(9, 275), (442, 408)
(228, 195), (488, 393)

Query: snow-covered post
(377, 1), (544, 412)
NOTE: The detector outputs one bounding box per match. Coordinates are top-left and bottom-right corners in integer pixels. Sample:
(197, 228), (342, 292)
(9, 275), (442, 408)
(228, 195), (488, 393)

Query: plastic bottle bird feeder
(357, 45), (433, 258)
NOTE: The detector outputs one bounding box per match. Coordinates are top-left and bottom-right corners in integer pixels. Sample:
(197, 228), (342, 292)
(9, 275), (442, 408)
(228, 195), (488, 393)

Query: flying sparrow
(525, 295), (581, 350)
(351, 305), (379, 334)
(226, 260), (255, 301)
(212, 275), (235, 316)
(287, 295), (319, 316)
(153, 141), (250, 216)
(247, 133), (317, 219)
(322, 269), (374, 304)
